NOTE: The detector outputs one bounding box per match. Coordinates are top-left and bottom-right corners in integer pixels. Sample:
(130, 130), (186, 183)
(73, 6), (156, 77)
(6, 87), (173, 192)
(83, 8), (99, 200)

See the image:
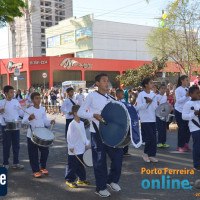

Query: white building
(46, 14), (154, 61)
(8, 0), (73, 58)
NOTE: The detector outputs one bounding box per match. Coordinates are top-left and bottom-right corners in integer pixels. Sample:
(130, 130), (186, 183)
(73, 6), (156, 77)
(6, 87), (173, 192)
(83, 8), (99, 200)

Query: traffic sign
(14, 68), (20, 76)
(42, 72), (47, 79)
(18, 77), (24, 80)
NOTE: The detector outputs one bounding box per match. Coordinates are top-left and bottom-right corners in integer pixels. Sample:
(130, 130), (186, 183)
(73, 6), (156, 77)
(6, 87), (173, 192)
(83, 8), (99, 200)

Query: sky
(0, 0), (171, 59)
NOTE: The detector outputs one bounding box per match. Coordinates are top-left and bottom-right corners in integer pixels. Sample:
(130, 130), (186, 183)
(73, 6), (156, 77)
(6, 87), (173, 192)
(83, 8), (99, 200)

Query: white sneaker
(12, 164), (24, 169)
(3, 165), (9, 170)
(107, 182), (121, 192)
(149, 157), (158, 163)
(95, 189), (111, 197)
(142, 154), (150, 163)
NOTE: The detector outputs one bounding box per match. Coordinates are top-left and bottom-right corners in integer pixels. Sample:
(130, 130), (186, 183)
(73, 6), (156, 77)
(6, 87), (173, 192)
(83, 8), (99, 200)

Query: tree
(116, 59), (163, 87)
(0, 0), (25, 26)
(146, 0), (200, 80)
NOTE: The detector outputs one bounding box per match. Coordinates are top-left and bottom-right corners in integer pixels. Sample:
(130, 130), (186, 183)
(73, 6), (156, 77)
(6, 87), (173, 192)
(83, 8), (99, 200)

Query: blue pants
(175, 110), (191, 147)
(2, 126), (20, 165)
(141, 122), (157, 157)
(123, 145), (129, 154)
(65, 154), (86, 182)
(27, 137), (49, 173)
(65, 119), (73, 138)
(91, 132), (123, 191)
(192, 130), (200, 168)
(156, 117), (167, 144)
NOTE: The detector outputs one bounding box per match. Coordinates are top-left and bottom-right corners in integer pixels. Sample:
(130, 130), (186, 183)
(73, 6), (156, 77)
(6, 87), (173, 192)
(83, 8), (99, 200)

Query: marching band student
(0, 85), (24, 170)
(174, 75), (191, 152)
(116, 89), (130, 156)
(61, 87), (76, 138)
(22, 92), (55, 178)
(136, 78), (158, 163)
(182, 86), (200, 171)
(156, 84), (170, 148)
(78, 74), (123, 198)
(65, 105), (90, 188)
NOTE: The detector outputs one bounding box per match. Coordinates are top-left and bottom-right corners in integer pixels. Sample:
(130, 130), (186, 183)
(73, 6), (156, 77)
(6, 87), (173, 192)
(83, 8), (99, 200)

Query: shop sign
(30, 60), (48, 65)
(7, 61), (23, 72)
(60, 58), (92, 70)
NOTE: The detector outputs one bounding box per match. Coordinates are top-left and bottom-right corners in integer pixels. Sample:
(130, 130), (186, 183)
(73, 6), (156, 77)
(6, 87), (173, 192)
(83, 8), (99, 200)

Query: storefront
(0, 56), (197, 90)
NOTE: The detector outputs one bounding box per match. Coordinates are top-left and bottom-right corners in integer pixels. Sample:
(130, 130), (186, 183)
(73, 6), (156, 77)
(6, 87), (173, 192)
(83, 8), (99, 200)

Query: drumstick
(72, 151), (87, 168)
(18, 107), (37, 120)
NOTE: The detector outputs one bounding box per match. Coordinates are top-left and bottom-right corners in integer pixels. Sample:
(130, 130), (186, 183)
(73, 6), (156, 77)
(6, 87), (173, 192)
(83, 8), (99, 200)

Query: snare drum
(83, 149), (93, 167)
(5, 120), (22, 131)
(31, 127), (55, 147)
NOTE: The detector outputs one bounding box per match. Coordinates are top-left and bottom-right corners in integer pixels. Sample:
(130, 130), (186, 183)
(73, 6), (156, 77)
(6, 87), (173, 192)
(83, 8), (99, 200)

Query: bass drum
(99, 101), (130, 148)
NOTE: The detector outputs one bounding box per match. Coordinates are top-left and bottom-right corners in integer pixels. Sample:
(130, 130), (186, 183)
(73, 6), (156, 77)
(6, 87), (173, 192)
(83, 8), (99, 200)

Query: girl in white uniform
(174, 75), (191, 152)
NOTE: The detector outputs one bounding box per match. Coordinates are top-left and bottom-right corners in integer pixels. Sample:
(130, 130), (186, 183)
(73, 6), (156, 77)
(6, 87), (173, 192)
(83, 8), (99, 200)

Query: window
(46, 22), (52, 27)
(41, 42), (46, 47)
(41, 49), (46, 54)
(41, 22), (44, 26)
(41, 29), (45, 33)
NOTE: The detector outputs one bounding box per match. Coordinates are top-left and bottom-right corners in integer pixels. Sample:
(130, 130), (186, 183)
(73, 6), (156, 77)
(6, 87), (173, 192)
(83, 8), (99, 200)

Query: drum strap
(92, 121), (103, 142)
(69, 98), (76, 105)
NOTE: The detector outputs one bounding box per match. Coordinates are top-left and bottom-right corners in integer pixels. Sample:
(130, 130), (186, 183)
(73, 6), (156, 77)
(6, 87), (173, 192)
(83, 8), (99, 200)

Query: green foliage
(146, 0), (200, 80)
(0, 0), (25, 26)
(116, 59), (163, 87)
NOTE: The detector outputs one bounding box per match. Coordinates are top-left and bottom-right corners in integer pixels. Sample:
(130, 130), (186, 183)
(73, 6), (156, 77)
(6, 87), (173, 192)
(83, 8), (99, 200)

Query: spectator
(15, 89), (23, 101)
(50, 87), (57, 114)
(76, 88), (85, 106)
(121, 84), (129, 103)
(194, 75), (200, 87)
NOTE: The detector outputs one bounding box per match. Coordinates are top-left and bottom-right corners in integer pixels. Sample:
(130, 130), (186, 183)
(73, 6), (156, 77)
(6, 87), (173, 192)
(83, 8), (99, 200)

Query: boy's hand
(28, 114), (35, 121)
(50, 120), (55, 125)
(85, 145), (90, 150)
(93, 114), (103, 122)
(27, 105), (32, 108)
(0, 108), (4, 114)
(70, 148), (74, 153)
(146, 98), (152, 104)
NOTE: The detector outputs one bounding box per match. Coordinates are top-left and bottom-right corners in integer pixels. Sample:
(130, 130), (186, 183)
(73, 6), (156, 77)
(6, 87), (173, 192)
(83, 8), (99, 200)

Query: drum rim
(31, 132), (54, 142)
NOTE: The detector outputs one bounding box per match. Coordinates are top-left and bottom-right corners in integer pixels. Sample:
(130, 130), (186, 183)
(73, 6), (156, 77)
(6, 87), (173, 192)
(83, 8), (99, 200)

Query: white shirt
(57, 93), (64, 103)
(22, 106), (51, 138)
(0, 99), (23, 125)
(175, 87), (190, 113)
(61, 97), (76, 119)
(76, 94), (85, 106)
(156, 94), (167, 105)
(77, 92), (113, 132)
(67, 120), (89, 155)
(136, 91), (157, 123)
(182, 100), (200, 132)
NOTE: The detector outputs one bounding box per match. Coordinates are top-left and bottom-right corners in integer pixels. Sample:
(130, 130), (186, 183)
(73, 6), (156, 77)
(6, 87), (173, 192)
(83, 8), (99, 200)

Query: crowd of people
(0, 74), (200, 198)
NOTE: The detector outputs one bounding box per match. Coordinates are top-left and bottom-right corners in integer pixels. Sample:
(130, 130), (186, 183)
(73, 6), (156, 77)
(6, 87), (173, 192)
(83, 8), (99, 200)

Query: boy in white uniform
(65, 105), (90, 188)
(76, 88), (85, 106)
(22, 92), (55, 178)
(182, 86), (200, 171)
(0, 85), (24, 170)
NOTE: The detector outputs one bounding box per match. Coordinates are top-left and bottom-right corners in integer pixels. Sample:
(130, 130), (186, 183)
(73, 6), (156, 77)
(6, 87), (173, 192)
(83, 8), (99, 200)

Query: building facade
(46, 14), (154, 61)
(0, 57), (196, 90)
(8, 0), (73, 58)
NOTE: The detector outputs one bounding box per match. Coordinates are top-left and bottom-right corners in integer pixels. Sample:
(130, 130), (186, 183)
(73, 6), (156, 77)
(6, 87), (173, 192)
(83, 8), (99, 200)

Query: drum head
(99, 102), (129, 147)
(83, 149), (93, 167)
(33, 127), (54, 141)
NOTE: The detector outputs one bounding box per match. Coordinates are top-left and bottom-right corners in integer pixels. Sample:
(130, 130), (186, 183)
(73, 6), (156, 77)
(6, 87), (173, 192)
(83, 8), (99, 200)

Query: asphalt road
(0, 114), (200, 200)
